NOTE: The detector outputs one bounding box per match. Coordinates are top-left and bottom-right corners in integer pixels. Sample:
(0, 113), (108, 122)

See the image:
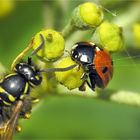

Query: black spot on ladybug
(102, 67), (108, 73)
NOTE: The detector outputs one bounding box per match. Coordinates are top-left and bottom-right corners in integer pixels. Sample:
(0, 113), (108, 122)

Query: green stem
(61, 21), (76, 39)
(109, 91), (140, 107)
(58, 89), (140, 107)
(96, 89), (140, 107)
(43, 1), (54, 28)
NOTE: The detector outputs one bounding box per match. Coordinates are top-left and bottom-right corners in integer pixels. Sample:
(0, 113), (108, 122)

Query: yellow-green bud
(95, 21), (124, 52)
(0, 0), (15, 18)
(133, 23), (140, 47)
(55, 57), (84, 90)
(71, 2), (104, 30)
(32, 29), (65, 61)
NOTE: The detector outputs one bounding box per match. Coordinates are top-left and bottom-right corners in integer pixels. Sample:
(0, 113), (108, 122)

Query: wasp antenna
(30, 34), (45, 58)
(40, 64), (77, 73)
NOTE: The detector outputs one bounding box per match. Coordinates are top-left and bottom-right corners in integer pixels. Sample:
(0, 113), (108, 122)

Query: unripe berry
(95, 21), (124, 52)
(55, 57), (84, 90)
(71, 2), (104, 30)
(33, 29), (65, 61)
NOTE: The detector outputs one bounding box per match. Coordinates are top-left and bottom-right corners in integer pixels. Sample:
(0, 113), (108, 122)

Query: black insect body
(0, 59), (42, 106)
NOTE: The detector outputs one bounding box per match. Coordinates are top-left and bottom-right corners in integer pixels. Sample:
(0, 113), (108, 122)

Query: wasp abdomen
(0, 74), (30, 106)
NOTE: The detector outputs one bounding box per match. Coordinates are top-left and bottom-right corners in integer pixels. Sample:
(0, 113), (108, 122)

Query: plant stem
(43, 1), (54, 28)
(58, 89), (140, 107)
(109, 90), (140, 107)
(61, 21), (76, 39)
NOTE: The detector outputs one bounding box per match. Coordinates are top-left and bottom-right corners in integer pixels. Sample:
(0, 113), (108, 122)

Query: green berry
(95, 21), (124, 52)
(55, 57), (84, 90)
(71, 2), (104, 30)
(32, 29), (65, 61)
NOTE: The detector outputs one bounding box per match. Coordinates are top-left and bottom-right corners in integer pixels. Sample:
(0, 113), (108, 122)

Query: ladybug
(71, 42), (113, 91)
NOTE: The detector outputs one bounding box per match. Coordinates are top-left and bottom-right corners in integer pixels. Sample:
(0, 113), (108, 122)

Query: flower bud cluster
(31, 2), (124, 90)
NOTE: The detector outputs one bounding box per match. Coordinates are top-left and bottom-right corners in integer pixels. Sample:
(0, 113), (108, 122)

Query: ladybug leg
(77, 65), (81, 71)
(79, 81), (86, 91)
(88, 73), (96, 91)
(79, 78), (95, 91)
(80, 73), (88, 80)
(80, 73), (95, 91)
(86, 80), (95, 91)
(79, 73), (88, 91)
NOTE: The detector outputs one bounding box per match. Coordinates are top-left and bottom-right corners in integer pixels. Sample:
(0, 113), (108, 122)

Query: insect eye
(72, 51), (78, 58)
(102, 67), (108, 73)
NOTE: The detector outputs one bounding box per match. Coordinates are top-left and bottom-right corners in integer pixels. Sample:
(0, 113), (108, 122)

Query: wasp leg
(16, 125), (22, 132)
(0, 107), (4, 127)
(31, 98), (40, 104)
(24, 113), (31, 119)
(19, 96), (33, 120)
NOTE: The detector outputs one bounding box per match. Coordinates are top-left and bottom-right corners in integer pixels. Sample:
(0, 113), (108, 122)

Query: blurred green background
(0, 0), (140, 139)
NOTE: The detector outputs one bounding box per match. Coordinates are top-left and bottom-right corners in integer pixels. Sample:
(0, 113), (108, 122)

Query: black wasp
(0, 34), (76, 138)
(0, 34), (76, 107)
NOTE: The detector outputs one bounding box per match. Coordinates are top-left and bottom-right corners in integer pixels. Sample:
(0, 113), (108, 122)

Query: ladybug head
(71, 42), (96, 65)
